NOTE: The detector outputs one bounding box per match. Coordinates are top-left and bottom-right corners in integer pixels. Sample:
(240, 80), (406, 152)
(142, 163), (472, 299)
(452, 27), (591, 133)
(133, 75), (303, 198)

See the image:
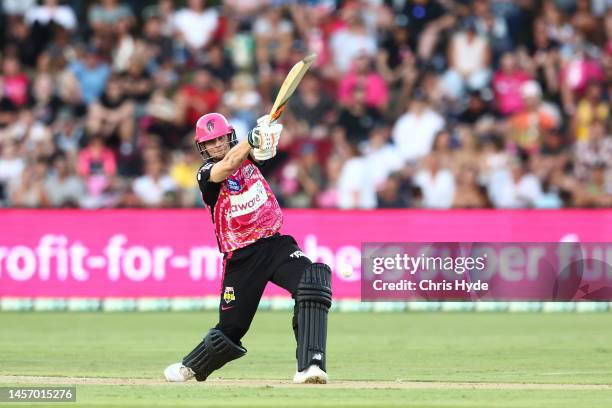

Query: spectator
(540, 0), (574, 45)
(414, 153), (456, 209)
(329, 6), (376, 74)
(53, 111), (85, 156)
(31, 73), (62, 125)
(132, 156), (176, 207)
(571, 0), (599, 42)
(2, 53), (29, 107)
(254, 5), (294, 66)
(5, 15), (39, 67)
(0, 141), (25, 202)
(559, 41), (604, 114)
(574, 163), (612, 207)
(457, 89), (492, 125)
(534, 177), (563, 209)
(24, 0), (77, 32)
(572, 81), (609, 142)
(172, 0), (219, 51)
(338, 53), (389, 109)
(8, 159), (50, 207)
(77, 136), (117, 198)
(397, 0), (452, 61)
(507, 80), (560, 155)
(141, 0), (176, 37)
(144, 69), (179, 148)
(288, 72), (335, 131)
(281, 143), (323, 208)
(363, 124), (403, 189)
(488, 158), (543, 208)
(3, 108), (52, 147)
(86, 74), (135, 149)
(202, 44), (236, 84)
(175, 67), (222, 128)
(121, 58), (154, 107)
(336, 85), (382, 147)
(141, 13), (174, 69)
(441, 19), (491, 100)
(169, 148), (201, 207)
(574, 120), (612, 182)
(337, 144), (376, 209)
(68, 46), (111, 104)
(472, 0), (512, 59)
(392, 90), (445, 163)
(492, 51), (532, 116)
(480, 135), (510, 185)
(530, 18), (561, 99)
(377, 24), (414, 85)
(56, 71), (87, 120)
(452, 164), (489, 208)
(318, 155), (342, 209)
(88, 0), (134, 36)
(2, 0), (37, 16)
(376, 172), (409, 208)
(0, 77), (19, 128)
(112, 15), (138, 72)
(45, 153), (85, 207)
(223, 73), (260, 127)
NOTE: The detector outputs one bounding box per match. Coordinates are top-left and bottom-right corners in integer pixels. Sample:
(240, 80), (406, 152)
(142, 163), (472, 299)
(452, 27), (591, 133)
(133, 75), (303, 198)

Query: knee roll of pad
(296, 262), (332, 372)
(182, 328), (247, 381)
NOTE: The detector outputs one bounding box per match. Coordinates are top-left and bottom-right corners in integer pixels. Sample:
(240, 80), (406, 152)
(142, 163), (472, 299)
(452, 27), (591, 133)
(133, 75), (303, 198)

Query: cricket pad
(182, 328), (247, 381)
(296, 262), (332, 372)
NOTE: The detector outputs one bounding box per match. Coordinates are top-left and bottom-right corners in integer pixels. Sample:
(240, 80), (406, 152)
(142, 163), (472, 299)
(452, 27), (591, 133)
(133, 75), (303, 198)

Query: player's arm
(209, 139), (252, 183)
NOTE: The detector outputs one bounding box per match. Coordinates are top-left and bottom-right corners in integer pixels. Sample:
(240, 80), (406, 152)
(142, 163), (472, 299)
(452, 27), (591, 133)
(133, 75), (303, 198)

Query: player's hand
(248, 120), (282, 161)
(247, 123), (283, 150)
(252, 146), (277, 161)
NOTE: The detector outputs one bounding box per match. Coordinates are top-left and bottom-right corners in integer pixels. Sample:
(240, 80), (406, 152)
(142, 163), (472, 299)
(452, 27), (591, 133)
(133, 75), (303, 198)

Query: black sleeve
(197, 162), (221, 207)
(249, 155), (266, 168)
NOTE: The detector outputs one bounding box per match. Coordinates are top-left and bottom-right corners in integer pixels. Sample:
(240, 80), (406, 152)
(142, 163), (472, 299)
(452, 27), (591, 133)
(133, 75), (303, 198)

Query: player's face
(203, 134), (231, 160)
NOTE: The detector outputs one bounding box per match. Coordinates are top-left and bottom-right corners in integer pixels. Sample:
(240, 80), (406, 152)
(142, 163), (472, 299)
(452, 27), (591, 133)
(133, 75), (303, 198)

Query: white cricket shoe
(293, 364), (328, 384)
(164, 362), (195, 382)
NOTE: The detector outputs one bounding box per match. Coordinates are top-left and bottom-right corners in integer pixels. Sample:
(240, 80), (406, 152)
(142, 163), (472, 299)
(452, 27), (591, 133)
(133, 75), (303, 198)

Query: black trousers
(215, 233), (311, 344)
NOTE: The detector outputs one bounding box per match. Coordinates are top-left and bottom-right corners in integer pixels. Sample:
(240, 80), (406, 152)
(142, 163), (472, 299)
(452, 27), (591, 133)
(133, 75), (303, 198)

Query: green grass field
(1, 311), (611, 407)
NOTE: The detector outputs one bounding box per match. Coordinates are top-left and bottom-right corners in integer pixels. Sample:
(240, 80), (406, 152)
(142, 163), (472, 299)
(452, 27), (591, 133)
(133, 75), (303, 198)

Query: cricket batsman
(164, 112), (332, 384)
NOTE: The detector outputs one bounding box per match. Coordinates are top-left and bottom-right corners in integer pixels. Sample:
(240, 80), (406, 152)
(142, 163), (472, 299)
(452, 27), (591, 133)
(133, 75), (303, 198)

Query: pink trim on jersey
(211, 160), (283, 253)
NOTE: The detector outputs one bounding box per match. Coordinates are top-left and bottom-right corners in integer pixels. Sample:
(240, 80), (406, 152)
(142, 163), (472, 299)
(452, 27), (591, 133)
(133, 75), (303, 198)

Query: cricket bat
(268, 53), (317, 124)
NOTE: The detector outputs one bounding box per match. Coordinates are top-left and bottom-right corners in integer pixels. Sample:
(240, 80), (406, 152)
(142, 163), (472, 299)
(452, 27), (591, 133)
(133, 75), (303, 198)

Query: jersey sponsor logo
(242, 164), (254, 179)
(290, 250), (305, 259)
(223, 286), (235, 304)
(229, 180), (268, 217)
(227, 178), (241, 192)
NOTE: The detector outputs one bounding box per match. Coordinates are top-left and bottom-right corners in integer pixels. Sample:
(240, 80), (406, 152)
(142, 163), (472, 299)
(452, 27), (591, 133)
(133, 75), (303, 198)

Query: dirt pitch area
(1, 375), (610, 391)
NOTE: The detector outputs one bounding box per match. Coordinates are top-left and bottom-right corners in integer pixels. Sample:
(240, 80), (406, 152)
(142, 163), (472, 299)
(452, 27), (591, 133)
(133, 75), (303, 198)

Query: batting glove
(247, 123), (283, 150)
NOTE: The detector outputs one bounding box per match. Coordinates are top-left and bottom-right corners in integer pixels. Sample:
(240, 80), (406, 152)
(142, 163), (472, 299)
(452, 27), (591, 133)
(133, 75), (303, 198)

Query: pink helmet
(194, 113), (237, 161)
(195, 113), (234, 143)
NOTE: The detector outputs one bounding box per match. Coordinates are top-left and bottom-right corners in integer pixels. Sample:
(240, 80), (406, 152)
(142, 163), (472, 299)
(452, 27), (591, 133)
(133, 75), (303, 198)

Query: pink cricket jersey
(210, 160), (283, 253)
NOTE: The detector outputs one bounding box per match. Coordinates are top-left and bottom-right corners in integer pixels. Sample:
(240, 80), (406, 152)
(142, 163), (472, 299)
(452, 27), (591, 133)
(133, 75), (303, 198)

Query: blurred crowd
(0, 0), (611, 210)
